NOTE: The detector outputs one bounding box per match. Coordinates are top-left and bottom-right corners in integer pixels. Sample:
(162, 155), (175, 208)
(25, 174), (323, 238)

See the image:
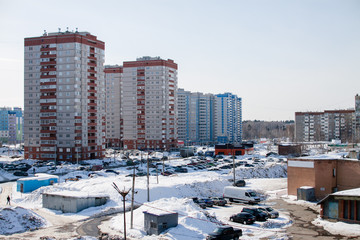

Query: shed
(143, 211), (178, 235)
(318, 188), (360, 224)
(278, 144), (301, 156)
(297, 186), (316, 201)
(17, 174), (59, 193)
(42, 191), (109, 213)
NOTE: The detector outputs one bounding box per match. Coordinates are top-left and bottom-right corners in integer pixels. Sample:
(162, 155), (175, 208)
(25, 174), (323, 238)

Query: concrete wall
(42, 193), (108, 213)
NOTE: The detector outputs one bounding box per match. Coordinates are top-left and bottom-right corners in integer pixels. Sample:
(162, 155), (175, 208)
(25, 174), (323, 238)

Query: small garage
(17, 174), (59, 193)
(42, 191), (109, 213)
(144, 211), (178, 235)
(318, 188), (360, 224)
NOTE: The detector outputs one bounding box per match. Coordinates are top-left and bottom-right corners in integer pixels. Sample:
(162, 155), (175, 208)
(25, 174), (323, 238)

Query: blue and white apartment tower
(0, 107), (23, 144)
(214, 93), (242, 144)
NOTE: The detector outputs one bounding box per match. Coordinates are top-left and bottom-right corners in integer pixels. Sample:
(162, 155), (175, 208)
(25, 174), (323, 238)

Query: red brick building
(287, 157), (360, 200)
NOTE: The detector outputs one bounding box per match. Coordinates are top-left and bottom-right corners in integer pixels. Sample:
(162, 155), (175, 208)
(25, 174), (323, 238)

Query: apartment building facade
(24, 30), (106, 161)
(0, 107), (23, 144)
(295, 110), (355, 143)
(355, 94), (360, 143)
(214, 93), (242, 144)
(104, 65), (123, 148)
(121, 57), (178, 150)
(177, 89), (214, 145)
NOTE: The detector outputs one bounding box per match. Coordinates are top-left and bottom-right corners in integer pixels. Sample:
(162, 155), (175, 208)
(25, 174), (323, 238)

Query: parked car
(174, 167), (188, 173)
(13, 171), (28, 176)
(241, 207), (268, 221)
(230, 212), (256, 225)
(258, 207), (279, 218)
(161, 170), (173, 176)
(223, 186), (260, 204)
(105, 169), (119, 175)
(206, 226), (242, 240)
(211, 197), (227, 206)
(192, 197), (207, 209)
(233, 179), (246, 187)
(201, 198), (214, 207)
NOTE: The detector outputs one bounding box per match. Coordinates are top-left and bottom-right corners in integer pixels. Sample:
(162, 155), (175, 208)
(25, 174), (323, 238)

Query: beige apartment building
(104, 65), (123, 148)
(121, 56), (178, 150)
(24, 30), (106, 161)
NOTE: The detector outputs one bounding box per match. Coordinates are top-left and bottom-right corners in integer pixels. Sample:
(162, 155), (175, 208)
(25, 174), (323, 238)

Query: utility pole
(112, 182), (130, 240)
(147, 153), (150, 202)
(232, 144), (236, 184)
(130, 166), (136, 229)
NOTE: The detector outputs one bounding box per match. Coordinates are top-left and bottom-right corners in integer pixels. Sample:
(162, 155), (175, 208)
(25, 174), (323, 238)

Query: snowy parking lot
(0, 145), (359, 239)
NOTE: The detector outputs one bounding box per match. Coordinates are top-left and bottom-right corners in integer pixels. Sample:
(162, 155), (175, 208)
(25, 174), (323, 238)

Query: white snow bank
(0, 206), (47, 235)
(312, 217), (360, 237)
(109, 197), (218, 240)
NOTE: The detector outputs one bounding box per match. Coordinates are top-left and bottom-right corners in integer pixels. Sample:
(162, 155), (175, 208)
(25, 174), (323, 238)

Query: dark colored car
(241, 207), (268, 221)
(230, 212), (256, 224)
(206, 226), (242, 240)
(258, 207), (279, 218)
(192, 197), (207, 209)
(211, 197), (227, 206)
(201, 198), (214, 207)
(174, 167), (188, 173)
(105, 169), (119, 175)
(233, 179), (246, 187)
(13, 171), (28, 176)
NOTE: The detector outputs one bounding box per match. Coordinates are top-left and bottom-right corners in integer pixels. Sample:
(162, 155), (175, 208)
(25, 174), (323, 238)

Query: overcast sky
(0, 0), (359, 121)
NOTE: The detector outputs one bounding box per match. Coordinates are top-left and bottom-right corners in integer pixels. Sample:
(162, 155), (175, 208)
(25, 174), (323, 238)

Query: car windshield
(248, 192), (257, 197)
(213, 227), (225, 234)
(266, 207), (274, 211)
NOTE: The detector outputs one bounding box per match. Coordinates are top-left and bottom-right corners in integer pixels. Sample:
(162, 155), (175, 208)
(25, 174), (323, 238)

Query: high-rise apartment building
(214, 93), (242, 144)
(177, 89), (214, 145)
(295, 110), (355, 143)
(355, 94), (360, 143)
(24, 30), (105, 161)
(122, 56), (178, 150)
(0, 107), (23, 144)
(104, 65), (123, 148)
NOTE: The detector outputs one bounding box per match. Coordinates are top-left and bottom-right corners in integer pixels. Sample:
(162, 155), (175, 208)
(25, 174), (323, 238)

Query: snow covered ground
(0, 144), (359, 239)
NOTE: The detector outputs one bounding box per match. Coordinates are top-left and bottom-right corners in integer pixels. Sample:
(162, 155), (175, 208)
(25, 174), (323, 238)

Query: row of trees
(242, 120), (295, 141)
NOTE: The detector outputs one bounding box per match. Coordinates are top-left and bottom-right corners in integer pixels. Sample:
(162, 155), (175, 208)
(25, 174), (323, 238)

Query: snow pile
(0, 206), (47, 235)
(233, 163), (287, 179)
(109, 197), (218, 239)
(312, 217), (360, 237)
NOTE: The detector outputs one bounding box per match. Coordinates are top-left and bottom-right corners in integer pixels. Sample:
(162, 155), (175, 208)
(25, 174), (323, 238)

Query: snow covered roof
(43, 190), (109, 199)
(331, 188), (360, 197)
(297, 152), (359, 161)
(318, 187), (360, 204)
(18, 173), (59, 181)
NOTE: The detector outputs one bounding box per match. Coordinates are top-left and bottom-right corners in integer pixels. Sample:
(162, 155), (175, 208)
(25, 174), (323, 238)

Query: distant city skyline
(0, 0), (359, 121)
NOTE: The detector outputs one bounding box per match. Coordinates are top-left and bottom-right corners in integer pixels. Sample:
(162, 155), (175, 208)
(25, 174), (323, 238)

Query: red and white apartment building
(121, 57), (178, 150)
(24, 30), (106, 161)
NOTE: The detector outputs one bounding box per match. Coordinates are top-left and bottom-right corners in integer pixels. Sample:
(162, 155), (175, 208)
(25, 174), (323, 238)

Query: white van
(223, 186), (260, 204)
